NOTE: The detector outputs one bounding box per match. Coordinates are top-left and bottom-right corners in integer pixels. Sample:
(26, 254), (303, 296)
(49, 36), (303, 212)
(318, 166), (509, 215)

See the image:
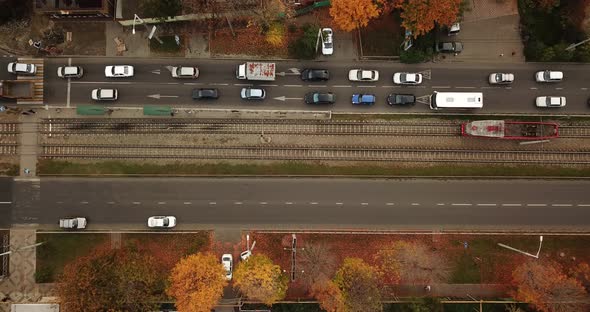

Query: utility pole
(132, 14), (163, 44)
(498, 236), (543, 259)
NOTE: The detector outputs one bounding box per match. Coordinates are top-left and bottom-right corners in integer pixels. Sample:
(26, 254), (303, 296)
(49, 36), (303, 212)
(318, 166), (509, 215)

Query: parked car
(222, 254), (233, 280)
(305, 92), (335, 105)
(321, 28), (333, 55)
(240, 87), (266, 100)
(436, 41), (463, 53)
(7, 62), (36, 75)
(59, 217), (87, 229)
(536, 96), (566, 108)
(393, 72), (423, 85)
(348, 69), (379, 82)
(535, 70), (563, 83)
(387, 93), (416, 106)
(147, 216), (177, 228)
(171, 66), (199, 78)
(488, 73), (514, 84)
(57, 66), (83, 78)
(192, 88), (219, 100)
(105, 65), (134, 77)
(352, 94), (376, 105)
(448, 23), (460, 36)
(301, 68), (330, 81)
(91, 88), (118, 101)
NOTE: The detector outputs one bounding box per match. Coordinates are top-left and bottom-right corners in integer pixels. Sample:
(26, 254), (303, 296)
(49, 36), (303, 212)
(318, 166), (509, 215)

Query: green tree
(334, 258), (382, 312)
(288, 24), (320, 59)
(57, 246), (162, 312)
(233, 254), (288, 305)
(574, 43), (590, 62)
(167, 253), (227, 312)
(141, 0), (182, 21)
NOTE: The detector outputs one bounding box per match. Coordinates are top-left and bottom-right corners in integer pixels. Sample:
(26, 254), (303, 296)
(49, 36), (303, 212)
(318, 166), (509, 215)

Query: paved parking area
(438, 0), (524, 63)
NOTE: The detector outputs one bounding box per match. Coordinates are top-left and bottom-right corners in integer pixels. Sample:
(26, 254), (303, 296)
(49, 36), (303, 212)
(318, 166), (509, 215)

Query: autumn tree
(378, 241), (449, 285)
(167, 253), (227, 312)
(233, 254), (288, 305)
(311, 280), (346, 312)
(329, 0), (382, 32)
(299, 242), (337, 287)
(512, 260), (588, 312)
(57, 246), (162, 312)
(334, 258), (382, 312)
(568, 262), (590, 292)
(385, 0), (462, 37)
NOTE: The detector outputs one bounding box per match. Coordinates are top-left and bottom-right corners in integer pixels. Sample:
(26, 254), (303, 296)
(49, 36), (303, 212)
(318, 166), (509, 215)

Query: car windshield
(162, 219), (169, 226)
(313, 94), (319, 102)
(544, 71), (551, 80)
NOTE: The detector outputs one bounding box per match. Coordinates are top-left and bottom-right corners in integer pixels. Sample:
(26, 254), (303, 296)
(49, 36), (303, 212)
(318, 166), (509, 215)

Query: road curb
(35, 174), (590, 179)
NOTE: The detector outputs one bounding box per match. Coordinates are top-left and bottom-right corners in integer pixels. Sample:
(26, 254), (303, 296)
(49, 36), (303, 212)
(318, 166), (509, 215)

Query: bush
(574, 42), (590, 62)
(288, 23), (297, 33)
(288, 24), (319, 59)
(400, 49), (429, 63)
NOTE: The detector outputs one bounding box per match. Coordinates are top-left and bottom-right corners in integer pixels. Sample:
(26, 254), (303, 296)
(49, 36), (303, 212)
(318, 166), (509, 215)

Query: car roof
(249, 88), (263, 96)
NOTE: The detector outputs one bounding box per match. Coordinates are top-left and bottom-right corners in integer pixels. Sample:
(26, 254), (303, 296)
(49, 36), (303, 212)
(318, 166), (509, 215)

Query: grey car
(436, 42), (463, 53)
(240, 87), (266, 100)
(192, 88), (219, 100)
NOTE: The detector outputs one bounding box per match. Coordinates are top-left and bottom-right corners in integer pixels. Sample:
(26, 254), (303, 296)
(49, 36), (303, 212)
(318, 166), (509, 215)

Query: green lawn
(36, 233), (109, 283)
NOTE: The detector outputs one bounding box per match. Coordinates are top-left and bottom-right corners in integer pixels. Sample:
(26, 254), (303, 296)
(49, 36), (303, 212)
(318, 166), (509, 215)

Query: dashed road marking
(530, 87), (538, 90)
(552, 204), (572, 207)
(308, 85), (327, 87)
(451, 203), (472, 206)
(336, 202), (343, 205)
(502, 204), (522, 207)
(208, 83), (228, 86)
(527, 204), (547, 207)
(81, 201), (88, 204)
(260, 202), (267, 205)
(555, 87), (563, 90)
(476, 203), (496, 206)
(107, 201), (115, 204)
(437, 203), (445, 206)
(310, 202), (318, 205)
(334, 85), (352, 88)
(235, 202), (243, 205)
(578, 204), (590, 207)
(357, 85), (376, 88)
(456, 86), (476, 89)
(260, 84), (278, 87)
(361, 203), (369, 206)
(284, 84), (303, 87)
(286, 202), (293, 205)
(158, 202), (166, 205)
(0, 201), (12, 204)
(209, 202), (217, 205)
(386, 203), (394, 206)
(411, 203), (420, 206)
(133, 202), (141, 205)
(184, 202), (192, 205)
(432, 86), (451, 89)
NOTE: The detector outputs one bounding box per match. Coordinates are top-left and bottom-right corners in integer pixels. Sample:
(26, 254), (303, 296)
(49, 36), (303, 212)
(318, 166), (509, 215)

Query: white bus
(430, 91), (483, 110)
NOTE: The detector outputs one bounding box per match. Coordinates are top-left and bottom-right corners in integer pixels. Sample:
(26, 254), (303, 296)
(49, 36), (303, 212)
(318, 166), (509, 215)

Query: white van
(91, 88), (118, 101)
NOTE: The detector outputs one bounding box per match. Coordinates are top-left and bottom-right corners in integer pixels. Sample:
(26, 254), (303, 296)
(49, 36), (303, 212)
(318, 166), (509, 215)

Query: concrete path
(393, 283), (510, 298)
(18, 115), (38, 178)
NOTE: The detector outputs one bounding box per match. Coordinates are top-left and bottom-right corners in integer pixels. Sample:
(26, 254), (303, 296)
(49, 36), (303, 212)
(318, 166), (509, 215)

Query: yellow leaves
(167, 253), (227, 312)
(233, 254), (288, 305)
(394, 0), (461, 37)
(266, 23), (286, 47)
(329, 0), (382, 32)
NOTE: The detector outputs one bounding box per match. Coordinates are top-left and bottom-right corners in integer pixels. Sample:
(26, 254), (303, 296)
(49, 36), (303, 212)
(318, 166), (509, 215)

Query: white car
(393, 72), (422, 85)
(57, 66), (83, 78)
(222, 254), (233, 280)
(105, 65), (134, 78)
(171, 66), (199, 78)
(536, 96), (566, 108)
(8, 62), (36, 75)
(535, 70), (563, 82)
(321, 28), (333, 56)
(348, 69), (379, 82)
(240, 87), (266, 100)
(147, 216), (177, 228)
(488, 73), (514, 84)
(91, 88), (118, 101)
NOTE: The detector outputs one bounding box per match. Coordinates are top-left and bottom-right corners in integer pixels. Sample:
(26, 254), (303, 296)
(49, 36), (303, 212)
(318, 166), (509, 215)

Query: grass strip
(38, 160), (590, 177)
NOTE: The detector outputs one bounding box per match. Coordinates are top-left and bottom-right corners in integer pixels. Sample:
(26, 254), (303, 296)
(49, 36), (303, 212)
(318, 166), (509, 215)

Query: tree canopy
(233, 254), (288, 305)
(167, 253), (227, 312)
(334, 257), (382, 312)
(390, 0), (462, 37)
(377, 241), (449, 284)
(140, 0), (182, 21)
(329, 0), (382, 32)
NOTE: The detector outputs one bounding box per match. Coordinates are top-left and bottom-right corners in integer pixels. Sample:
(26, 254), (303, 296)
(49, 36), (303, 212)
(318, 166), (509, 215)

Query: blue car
(352, 94), (376, 105)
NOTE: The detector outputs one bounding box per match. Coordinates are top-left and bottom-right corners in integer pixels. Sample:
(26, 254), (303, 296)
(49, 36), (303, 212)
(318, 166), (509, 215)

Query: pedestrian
(425, 285), (431, 292)
(511, 51), (516, 56)
(24, 168), (30, 175)
(499, 53), (504, 57)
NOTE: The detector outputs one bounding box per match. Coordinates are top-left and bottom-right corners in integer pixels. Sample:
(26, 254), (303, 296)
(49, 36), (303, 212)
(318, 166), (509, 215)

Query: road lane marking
(455, 86), (475, 89)
(0, 202), (12, 204)
(80, 201), (88, 204)
(207, 83), (228, 86)
(56, 201), (63, 204)
(357, 85), (376, 88)
(526, 204), (547, 207)
(451, 203), (472, 206)
(386, 203), (394, 206)
(235, 202), (243, 205)
(432, 86), (451, 88)
(334, 85), (352, 88)
(107, 201), (115, 204)
(552, 204), (572, 207)
(502, 204), (521, 206)
(581, 88), (588, 90)
(411, 203), (420, 206)
(530, 87), (538, 90)
(133, 202), (141, 205)
(183, 82), (204, 85)
(184, 202), (192, 205)
(71, 81), (133, 85)
(284, 84), (303, 87)
(234, 83), (252, 86)
(476, 203), (496, 206)
(285, 202), (293, 205)
(209, 202), (217, 205)
(66, 57), (71, 108)
(307, 85), (327, 87)
(260, 84), (278, 87)
(260, 202), (267, 205)
(158, 201), (166, 204)
(578, 204), (590, 207)
(437, 203), (445, 206)
(336, 202), (343, 205)
(310, 202), (318, 205)
(361, 202), (369, 206)
(555, 87), (563, 90)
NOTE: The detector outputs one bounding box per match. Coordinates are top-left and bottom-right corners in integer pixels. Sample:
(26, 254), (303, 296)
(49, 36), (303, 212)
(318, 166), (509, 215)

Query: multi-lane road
(38, 58), (590, 114)
(6, 177), (590, 230)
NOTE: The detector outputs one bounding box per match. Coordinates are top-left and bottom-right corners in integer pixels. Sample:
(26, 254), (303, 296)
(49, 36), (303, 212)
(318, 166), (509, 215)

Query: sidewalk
(392, 283), (511, 299)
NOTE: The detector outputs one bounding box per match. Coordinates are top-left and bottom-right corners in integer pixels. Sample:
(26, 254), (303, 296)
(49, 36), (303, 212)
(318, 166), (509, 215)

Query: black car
(304, 92), (335, 105)
(192, 88), (219, 100)
(436, 41), (463, 53)
(387, 93), (416, 106)
(301, 69), (330, 81)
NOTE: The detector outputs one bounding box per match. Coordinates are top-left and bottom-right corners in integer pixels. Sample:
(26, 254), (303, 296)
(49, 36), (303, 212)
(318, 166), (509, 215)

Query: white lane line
(411, 203), (420, 206)
(502, 203), (522, 207)
(555, 87), (563, 90)
(0, 201), (12, 204)
(81, 201), (88, 204)
(207, 83), (228, 86)
(581, 88), (588, 90)
(284, 84), (303, 87)
(260, 84), (278, 87)
(451, 203), (472, 206)
(527, 204), (547, 207)
(260, 202), (267, 205)
(285, 202), (293, 205)
(437, 203), (445, 206)
(310, 202), (318, 205)
(233, 83), (252, 86)
(133, 202), (141, 205)
(71, 81), (133, 85)
(361, 202), (369, 206)
(334, 85), (352, 88)
(386, 203), (394, 206)
(455, 86), (476, 89)
(308, 85), (327, 87)
(432, 86), (451, 88)
(357, 85), (376, 88)
(184, 202), (192, 205)
(578, 204), (590, 207)
(158, 201), (166, 205)
(336, 202), (343, 205)
(183, 82), (205, 85)
(552, 204), (572, 207)
(107, 201), (115, 204)
(235, 202), (243, 205)
(66, 57), (71, 108)
(530, 87), (538, 90)
(56, 201), (63, 204)
(209, 202), (217, 205)
(476, 203), (496, 206)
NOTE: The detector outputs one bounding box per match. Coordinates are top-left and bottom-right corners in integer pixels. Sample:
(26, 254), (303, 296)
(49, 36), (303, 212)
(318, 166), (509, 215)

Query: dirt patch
(210, 22), (292, 57)
(57, 21), (106, 56)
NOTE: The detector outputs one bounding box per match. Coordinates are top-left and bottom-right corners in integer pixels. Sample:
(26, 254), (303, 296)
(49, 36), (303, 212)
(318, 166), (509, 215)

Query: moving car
(192, 88), (219, 100)
(436, 42), (463, 53)
(387, 93), (416, 106)
(147, 216), (177, 228)
(91, 88), (118, 101)
(59, 217), (87, 229)
(488, 73), (514, 84)
(171, 66), (199, 78)
(105, 65), (134, 78)
(7, 62), (36, 75)
(393, 72), (423, 85)
(57, 66), (84, 78)
(352, 93), (376, 105)
(304, 92), (335, 105)
(536, 96), (566, 108)
(348, 69), (379, 82)
(240, 87), (266, 100)
(222, 254), (233, 280)
(535, 70), (563, 82)
(301, 68), (330, 81)
(321, 28), (333, 56)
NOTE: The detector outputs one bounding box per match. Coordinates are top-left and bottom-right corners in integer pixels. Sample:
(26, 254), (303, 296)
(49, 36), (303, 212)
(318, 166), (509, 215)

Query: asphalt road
(0, 178), (13, 227)
(40, 57), (590, 114)
(11, 177), (590, 230)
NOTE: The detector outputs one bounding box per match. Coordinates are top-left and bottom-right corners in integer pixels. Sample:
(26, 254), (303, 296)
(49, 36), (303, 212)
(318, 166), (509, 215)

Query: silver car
(8, 62), (36, 75)
(240, 87), (266, 100)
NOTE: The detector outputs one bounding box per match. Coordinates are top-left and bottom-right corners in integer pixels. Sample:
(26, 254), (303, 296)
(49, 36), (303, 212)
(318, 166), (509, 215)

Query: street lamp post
(497, 236), (543, 259)
(132, 14), (163, 44)
(0, 242), (44, 257)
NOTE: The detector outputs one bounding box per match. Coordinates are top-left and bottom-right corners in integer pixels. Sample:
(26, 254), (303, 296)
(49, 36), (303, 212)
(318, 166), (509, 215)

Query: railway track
(556, 126), (590, 138)
(39, 144), (590, 164)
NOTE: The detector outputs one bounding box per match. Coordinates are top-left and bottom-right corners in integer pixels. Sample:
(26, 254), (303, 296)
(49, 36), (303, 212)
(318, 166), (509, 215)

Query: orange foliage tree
(385, 0), (462, 37)
(334, 258), (382, 312)
(57, 246), (162, 312)
(166, 253), (227, 312)
(329, 0), (382, 32)
(377, 241), (449, 285)
(311, 280), (346, 312)
(233, 254), (288, 305)
(511, 260), (588, 312)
